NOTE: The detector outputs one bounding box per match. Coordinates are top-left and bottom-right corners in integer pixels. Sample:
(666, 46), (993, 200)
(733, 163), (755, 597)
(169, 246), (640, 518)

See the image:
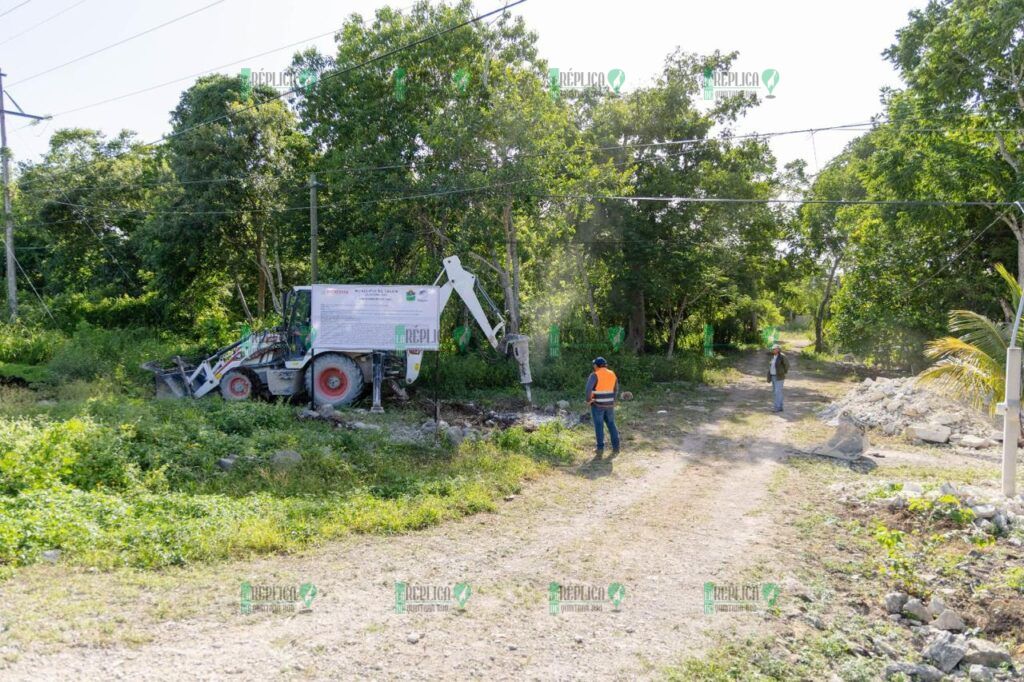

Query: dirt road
(2, 349), (839, 681)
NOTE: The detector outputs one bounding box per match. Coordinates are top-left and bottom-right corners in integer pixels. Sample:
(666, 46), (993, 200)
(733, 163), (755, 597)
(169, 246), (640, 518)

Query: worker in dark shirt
(585, 357), (620, 457)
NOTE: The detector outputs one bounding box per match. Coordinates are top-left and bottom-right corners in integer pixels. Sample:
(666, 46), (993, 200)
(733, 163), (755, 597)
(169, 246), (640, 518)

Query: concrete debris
(883, 663), (944, 681)
(905, 424), (952, 444)
(931, 609), (966, 632)
(960, 638), (1012, 668)
(819, 376), (997, 446)
(884, 591), (908, 615)
(922, 631), (967, 672)
(902, 598), (932, 624)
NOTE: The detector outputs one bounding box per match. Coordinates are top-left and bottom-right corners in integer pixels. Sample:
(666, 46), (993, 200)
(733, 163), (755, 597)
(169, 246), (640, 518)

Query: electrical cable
(8, 0), (228, 87)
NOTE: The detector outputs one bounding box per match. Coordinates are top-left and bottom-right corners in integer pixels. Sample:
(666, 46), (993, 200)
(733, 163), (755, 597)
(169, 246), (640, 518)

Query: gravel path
(4, 351), (825, 681)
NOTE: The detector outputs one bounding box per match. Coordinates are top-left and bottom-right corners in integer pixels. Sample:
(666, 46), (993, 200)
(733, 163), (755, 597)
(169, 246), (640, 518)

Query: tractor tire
(305, 353), (364, 407)
(221, 369), (257, 401)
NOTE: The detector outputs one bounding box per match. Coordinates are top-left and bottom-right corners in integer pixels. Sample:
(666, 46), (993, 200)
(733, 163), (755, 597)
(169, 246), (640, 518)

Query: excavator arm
(405, 255), (533, 401)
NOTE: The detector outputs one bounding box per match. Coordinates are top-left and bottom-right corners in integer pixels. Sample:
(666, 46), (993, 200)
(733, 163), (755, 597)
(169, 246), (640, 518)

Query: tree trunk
(578, 249), (600, 329)
(235, 277), (254, 323)
(256, 234), (266, 318)
(815, 253), (843, 354)
(501, 200), (521, 335)
(625, 288), (646, 353)
(666, 298), (688, 359)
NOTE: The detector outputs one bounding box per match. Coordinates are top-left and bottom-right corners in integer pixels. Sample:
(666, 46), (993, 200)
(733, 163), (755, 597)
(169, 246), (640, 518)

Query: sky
(0, 0), (926, 172)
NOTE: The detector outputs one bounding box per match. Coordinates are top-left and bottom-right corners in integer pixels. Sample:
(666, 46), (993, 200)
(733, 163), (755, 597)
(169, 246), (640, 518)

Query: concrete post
(1003, 347), (1020, 497)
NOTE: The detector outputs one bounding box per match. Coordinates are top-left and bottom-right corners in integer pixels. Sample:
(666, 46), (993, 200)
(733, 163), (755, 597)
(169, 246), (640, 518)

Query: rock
(216, 456), (237, 471)
(351, 422), (381, 431)
(574, 635), (584, 644)
(903, 598), (933, 623)
(961, 638), (1012, 668)
(317, 403), (337, 420)
(826, 418), (869, 456)
(993, 511), (1009, 534)
(884, 591), (908, 615)
(41, 549), (61, 563)
(927, 597), (946, 617)
(922, 631), (967, 672)
(446, 426), (465, 446)
(903, 482), (924, 495)
(906, 424), (952, 444)
(902, 403), (928, 418)
(556, 400), (570, 410)
(406, 632), (422, 644)
(959, 435), (989, 449)
(976, 519), (994, 533)
(863, 378), (875, 386)
(931, 609), (966, 632)
(298, 408), (319, 420)
(271, 450), (302, 470)
(939, 482), (959, 497)
(932, 412), (958, 426)
(968, 664), (995, 681)
(971, 504), (997, 520)
(620, 391), (634, 401)
(543, 404), (556, 415)
(883, 663), (944, 681)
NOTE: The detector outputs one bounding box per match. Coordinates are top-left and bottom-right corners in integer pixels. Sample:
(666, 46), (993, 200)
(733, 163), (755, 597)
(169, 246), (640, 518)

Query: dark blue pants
(591, 405), (620, 452)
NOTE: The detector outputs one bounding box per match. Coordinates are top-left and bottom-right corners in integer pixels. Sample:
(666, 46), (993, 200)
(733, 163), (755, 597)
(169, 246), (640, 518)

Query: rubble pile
(820, 377), (1000, 448)
(828, 479), (1024, 679)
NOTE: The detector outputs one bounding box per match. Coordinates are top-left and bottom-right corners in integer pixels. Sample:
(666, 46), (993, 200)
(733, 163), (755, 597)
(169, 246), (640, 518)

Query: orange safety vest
(590, 367), (617, 406)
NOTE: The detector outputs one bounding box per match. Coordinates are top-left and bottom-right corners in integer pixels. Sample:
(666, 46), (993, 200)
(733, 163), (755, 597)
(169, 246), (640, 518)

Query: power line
(0, 234), (55, 322)
(43, 25), (343, 118)
(0, 0), (32, 20)
(14, 0), (529, 195)
(0, 0), (88, 47)
(158, 1), (528, 149)
(904, 209), (1011, 294)
(529, 193), (1022, 208)
(8, 0), (228, 87)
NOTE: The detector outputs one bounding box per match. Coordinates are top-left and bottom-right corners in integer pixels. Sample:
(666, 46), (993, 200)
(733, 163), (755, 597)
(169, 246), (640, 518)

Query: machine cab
(282, 287), (313, 359)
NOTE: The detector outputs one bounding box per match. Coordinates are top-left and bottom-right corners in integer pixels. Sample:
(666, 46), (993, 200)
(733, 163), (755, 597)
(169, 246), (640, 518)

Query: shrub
(0, 324), (65, 365)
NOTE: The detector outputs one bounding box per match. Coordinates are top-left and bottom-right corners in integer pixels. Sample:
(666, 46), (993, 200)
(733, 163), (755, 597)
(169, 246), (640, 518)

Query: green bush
(0, 324), (65, 365)
(422, 348), (706, 395)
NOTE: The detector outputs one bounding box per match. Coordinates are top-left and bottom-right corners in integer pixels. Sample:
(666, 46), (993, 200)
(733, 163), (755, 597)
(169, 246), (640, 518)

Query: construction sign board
(310, 285), (441, 351)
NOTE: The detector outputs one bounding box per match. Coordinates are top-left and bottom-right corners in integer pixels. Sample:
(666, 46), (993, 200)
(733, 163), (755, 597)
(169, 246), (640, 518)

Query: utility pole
(0, 68), (46, 321)
(309, 173), (320, 284)
(1000, 200), (1024, 498)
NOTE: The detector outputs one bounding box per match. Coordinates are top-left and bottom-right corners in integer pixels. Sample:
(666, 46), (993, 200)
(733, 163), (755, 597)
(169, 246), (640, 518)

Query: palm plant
(918, 264), (1020, 413)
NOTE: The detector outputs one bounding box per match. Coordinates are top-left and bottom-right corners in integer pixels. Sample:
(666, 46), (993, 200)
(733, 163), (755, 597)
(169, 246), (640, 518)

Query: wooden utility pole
(309, 173), (320, 283)
(0, 68), (46, 321)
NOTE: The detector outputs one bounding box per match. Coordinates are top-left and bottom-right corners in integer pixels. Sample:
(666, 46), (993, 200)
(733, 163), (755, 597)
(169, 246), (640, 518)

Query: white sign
(310, 285), (440, 351)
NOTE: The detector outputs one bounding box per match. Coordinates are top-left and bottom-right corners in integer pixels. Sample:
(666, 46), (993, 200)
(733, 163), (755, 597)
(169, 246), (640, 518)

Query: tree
(142, 75), (310, 322)
(885, 0), (1024, 284)
(919, 263), (1020, 411)
(798, 134), (875, 353)
(581, 49), (781, 352)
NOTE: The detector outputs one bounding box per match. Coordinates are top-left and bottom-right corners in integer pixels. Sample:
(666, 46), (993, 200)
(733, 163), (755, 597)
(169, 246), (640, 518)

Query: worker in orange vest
(586, 357), (620, 457)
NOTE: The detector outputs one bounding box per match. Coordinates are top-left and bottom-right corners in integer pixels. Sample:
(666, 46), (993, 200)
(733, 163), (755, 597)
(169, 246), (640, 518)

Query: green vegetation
(0, 325), (591, 575)
(0, 382), (580, 573)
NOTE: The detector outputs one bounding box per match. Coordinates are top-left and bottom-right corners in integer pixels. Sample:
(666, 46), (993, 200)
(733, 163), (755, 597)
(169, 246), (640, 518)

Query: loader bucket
(141, 360), (191, 399)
